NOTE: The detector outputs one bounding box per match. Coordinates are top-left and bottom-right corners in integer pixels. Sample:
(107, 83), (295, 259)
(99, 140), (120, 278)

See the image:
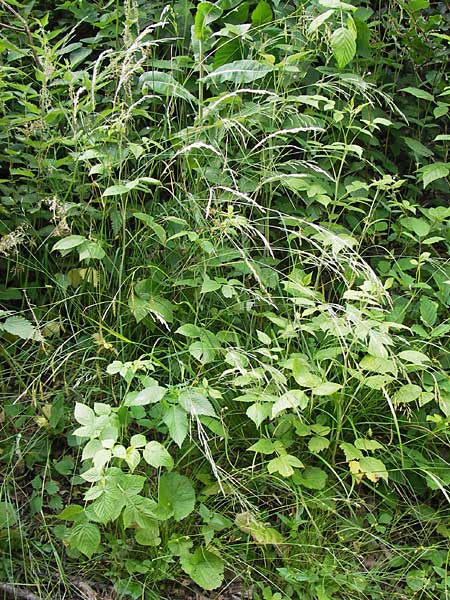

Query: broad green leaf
(122, 495), (159, 529)
(247, 439), (276, 454)
(2, 316), (41, 341)
(52, 235), (86, 252)
(159, 473), (196, 521)
(74, 403), (95, 426)
(91, 492), (125, 524)
(135, 523), (161, 546)
(271, 390), (308, 418)
(194, 2), (223, 41)
(246, 403), (272, 427)
(78, 241), (105, 261)
(267, 454), (304, 477)
(0, 501), (17, 529)
(176, 323), (204, 337)
(359, 355), (397, 376)
(125, 384), (167, 406)
(392, 384), (422, 404)
(401, 86), (434, 101)
(162, 404), (188, 447)
(420, 296), (438, 327)
(401, 217), (430, 238)
(130, 434), (146, 448)
(181, 547), (224, 591)
(201, 60), (273, 85)
(102, 184), (130, 197)
(68, 522), (101, 558)
(418, 162), (449, 188)
(134, 213), (166, 245)
(330, 27), (356, 69)
(403, 137), (433, 158)
(294, 467), (328, 490)
(340, 442), (363, 461)
(235, 512), (285, 545)
(308, 436), (330, 453)
(359, 457), (388, 482)
(57, 504), (84, 521)
(139, 71), (197, 103)
(143, 441), (173, 470)
(354, 438), (384, 451)
(251, 1), (272, 26)
(312, 382), (341, 396)
(398, 350), (431, 366)
(308, 10), (334, 35)
(319, 0), (356, 8)
(178, 389), (217, 417)
(124, 447), (141, 472)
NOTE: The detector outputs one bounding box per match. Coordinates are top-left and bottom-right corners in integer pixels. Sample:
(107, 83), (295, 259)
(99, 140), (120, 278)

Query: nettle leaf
(420, 297), (438, 327)
(158, 473), (196, 521)
(181, 547), (224, 591)
(178, 389), (217, 418)
(162, 404), (188, 447)
(201, 60), (273, 85)
(68, 522), (101, 558)
(392, 384), (422, 404)
(2, 316), (42, 341)
(251, 0), (273, 26)
(330, 27), (356, 69)
(267, 454), (304, 477)
(143, 441), (173, 470)
(418, 162), (450, 188)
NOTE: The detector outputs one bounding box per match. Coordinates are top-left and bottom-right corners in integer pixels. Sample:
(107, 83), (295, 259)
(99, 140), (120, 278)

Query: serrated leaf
(340, 442), (363, 461)
(159, 473), (196, 521)
(294, 467), (328, 490)
(2, 316), (41, 341)
(201, 60), (273, 85)
(125, 384), (167, 406)
(330, 27), (356, 69)
(418, 162), (450, 188)
(68, 522), (101, 558)
(162, 404), (188, 447)
(181, 547), (224, 591)
(308, 436), (330, 453)
(267, 454), (304, 477)
(91, 492), (125, 524)
(143, 441), (173, 470)
(178, 389), (217, 417)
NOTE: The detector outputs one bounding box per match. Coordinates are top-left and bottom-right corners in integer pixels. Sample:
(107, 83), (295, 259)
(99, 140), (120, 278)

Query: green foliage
(0, 0), (449, 597)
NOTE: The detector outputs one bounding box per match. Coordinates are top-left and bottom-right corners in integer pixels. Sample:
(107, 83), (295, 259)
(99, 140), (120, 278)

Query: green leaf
(2, 316), (41, 341)
(247, 439), (276, 454)
(271, 390), (308, 418)
(268, 454), (304, 477)
(294, 467), (328, 490)
(176, 323), (204, 338)
(68, 522), (101, 558)
(133, 213), (166, 245)
(307, 10), (334, 35)
(122, 495), (158, 529)
(246, 403), (272, 427)
(162, 405), (188, 447)
(340, 442), (363, 461)
(194, 2), (223, 41)
(420, 296), (438, 327)
(91, 492), (125, 524)
(354, 438), (384, 451)
(330, 27), (356, 69)
(125, 384), (167, 406)
(308, 436), (330, 453)
(201, 60), (273, 85)
(102, 184), (130, 197)
(159, 473), (196, 521)
(139, 71), (197, 103)
(0, 501), (18, 529)
(398, 350), (431, 366)
(178, 389), (217, 417)
(359, 457), (388, 482)
(251, 1), (273, 26)
(401, 217), (430, 238)
(143, 441), (173, 470)
(57, 504), (84, 521)
(401, 86), (434, 101)
(74, 403), (95, 426)
(392, 384), (422, 404)
(181, 547), (224, 591)
(312, 382), (341, 396)
(359, 355), (397, 376)
(52, 235), (86, 252)
(418, 162), (449, 188)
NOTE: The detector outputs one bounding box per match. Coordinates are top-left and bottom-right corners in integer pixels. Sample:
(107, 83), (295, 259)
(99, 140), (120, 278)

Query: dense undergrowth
(0, 0), (449, 598)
